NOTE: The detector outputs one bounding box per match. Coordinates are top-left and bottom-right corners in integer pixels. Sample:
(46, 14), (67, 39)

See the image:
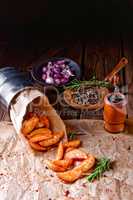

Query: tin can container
(0, 67), (33, 110)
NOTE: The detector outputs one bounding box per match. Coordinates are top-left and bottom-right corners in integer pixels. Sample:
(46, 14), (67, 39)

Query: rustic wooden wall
(124, 36), (133, 117)
(0, 36), (132, 120)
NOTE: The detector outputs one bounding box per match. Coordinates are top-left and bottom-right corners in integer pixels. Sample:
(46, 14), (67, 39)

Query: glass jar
(104, 92), (127, 133)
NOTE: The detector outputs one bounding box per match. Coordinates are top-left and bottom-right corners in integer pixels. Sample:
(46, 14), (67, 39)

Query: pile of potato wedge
(47, 140), (95, 183)
(21, 112), (95, 183)
(21, 112), (64, 151)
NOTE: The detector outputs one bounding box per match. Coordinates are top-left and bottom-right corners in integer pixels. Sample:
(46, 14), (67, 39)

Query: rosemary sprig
(67, 131), (77, 140)
(64, 79), (81, 89)
(87, 158), (111, 182)
(64, 79), (111, 90)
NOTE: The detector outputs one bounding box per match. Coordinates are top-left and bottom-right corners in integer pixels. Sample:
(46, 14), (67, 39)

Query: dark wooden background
(0, 36), (132, 120)
(0, 1), (133, 120)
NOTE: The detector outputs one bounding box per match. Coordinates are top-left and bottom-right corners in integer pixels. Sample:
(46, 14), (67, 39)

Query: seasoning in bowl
(41, 59), (75, 86)
(72, 86), (99, 105)
(64, 79), (110, 110)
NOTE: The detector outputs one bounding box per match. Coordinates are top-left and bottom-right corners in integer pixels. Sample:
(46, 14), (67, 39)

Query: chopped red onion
(42, 67), (47, 73)
(61, 77), (69, 84)
(47, 62), (53, 70)
(49, 71), (54, 77)
(54, 78), (61, 85)
(53, 67), (61, 74)
(60, 64), (66, 69)
(62, 68), (74, 77)
(45, 77), (54, 84)
(41, 59), (75, 85)
(53, 74), (62, 79)
(42, 74), (47, 80)
(63, 74), (70, 79)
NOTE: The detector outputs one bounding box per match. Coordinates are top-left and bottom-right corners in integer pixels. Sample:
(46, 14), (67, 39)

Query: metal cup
(0, 67), (33, 110)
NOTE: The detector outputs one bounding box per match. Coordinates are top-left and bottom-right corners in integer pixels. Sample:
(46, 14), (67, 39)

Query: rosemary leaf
(64, 79), (111, 90)
(87, 158), (111, 182)
(67, 131), (77, 140)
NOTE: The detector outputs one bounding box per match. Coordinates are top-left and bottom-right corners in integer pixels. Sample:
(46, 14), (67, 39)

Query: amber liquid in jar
(104, 92), (127, 133)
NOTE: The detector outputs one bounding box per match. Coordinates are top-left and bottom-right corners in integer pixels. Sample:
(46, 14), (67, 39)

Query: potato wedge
(65, 147), (75, 153)
(64, 140), (81, 149)
(29, 132), (53, 143)
(29, 141), (47, 151)
(47, 159), (73, 172)
(40, 131), (64, 147)
(57, 155), (95, 183)
(52, 159), (73, 169)
(64, 149), (88, 161)
(21, 116), (39, 135)
(25, 112), (35, 120)
(56, 141), (64, 160)
(47, 160), (66, 172)
(36, 116), (50, 129)
(57, 168), (82, 183)
(27, 128), (52, 139)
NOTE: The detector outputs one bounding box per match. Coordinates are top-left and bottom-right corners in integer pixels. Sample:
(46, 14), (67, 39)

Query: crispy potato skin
(21, 116), (39, 135)
(29, 141), (47, 151)
(25, 112), (35, 120)
(56, 141), (64, 160)
(22, 114), (66, 154)
(36, 116), (50, 129)
(47, 159), (73, 172)
(57, 155), (95, 183)
(22, 113), (95, 184)
(64, 140), (81, 149)
(39, 131), (64, 147)
(27, 128), (52, 140)
(57, 168), (82, 183)
(52, 159), (73, 168)
(64, 149), (88, 161)
(29, 133), (53, 143)
(65, 147), (75, 153)
(46, 160), (66, 172)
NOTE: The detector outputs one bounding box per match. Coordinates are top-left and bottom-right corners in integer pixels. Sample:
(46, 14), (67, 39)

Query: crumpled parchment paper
(0, 120), (133, 200)
(9, 87), (66, 138)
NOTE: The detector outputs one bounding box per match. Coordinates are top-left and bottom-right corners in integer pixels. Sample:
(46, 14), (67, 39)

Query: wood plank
(84, 38), (121, 80)
(32, 41), (83, 65)
(123, 36), (133, 117)
(81, 37), (122, 119)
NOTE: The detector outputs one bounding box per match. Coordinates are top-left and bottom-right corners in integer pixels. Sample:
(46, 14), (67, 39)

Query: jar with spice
(104, 92), (127, 133)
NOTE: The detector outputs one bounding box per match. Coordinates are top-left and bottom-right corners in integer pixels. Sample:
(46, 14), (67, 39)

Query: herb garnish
(67, 132), (77, 140)
(64, 79), (111, 90)
(87, 158), (111, 182)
